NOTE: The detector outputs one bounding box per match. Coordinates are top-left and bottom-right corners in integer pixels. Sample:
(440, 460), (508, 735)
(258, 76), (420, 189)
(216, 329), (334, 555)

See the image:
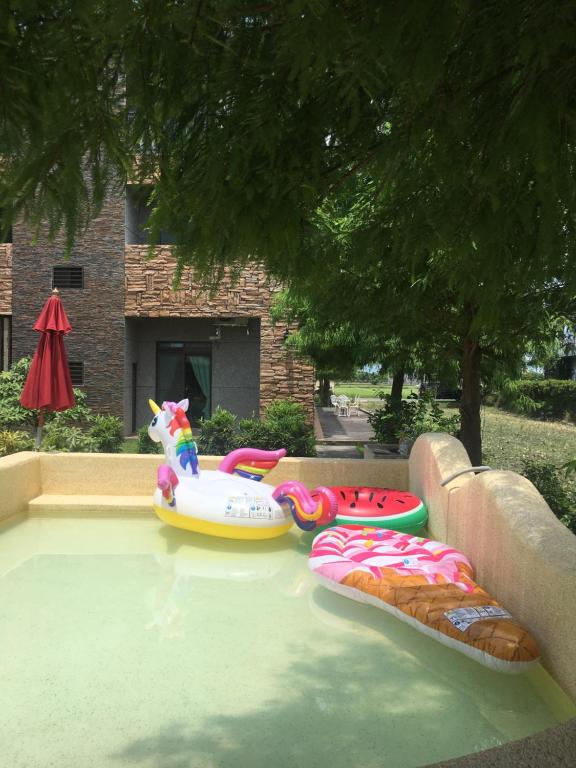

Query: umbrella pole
(35, 409), (45, 451)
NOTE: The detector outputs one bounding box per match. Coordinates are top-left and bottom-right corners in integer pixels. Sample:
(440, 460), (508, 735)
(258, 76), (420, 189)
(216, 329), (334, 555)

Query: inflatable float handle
(219, 447), (287, 477)
(157, 464), (179, 506)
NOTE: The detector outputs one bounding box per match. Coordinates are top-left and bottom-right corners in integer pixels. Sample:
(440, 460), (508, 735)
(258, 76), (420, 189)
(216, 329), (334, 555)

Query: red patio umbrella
(20, 288), (75, 448)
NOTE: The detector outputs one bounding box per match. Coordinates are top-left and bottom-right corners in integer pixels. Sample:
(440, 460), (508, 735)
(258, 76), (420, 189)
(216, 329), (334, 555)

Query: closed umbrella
(20, 288), (75, 448)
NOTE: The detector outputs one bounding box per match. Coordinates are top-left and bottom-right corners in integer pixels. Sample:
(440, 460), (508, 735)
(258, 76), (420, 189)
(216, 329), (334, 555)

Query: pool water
(0, 517), (574, 768)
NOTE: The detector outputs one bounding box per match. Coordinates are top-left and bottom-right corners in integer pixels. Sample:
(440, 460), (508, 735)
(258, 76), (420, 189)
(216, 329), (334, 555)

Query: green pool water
(0, 516), (574, 768)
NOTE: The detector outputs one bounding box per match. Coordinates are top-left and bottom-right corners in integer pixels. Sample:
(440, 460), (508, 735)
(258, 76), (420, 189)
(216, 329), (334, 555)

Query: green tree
(2, 1), (576, 460)
(272, 292), (373, 405)
(273, 176), (573, 460)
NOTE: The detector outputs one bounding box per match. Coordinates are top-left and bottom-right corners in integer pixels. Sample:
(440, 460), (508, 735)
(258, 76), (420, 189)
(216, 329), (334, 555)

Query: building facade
(0, 188), (315, 432)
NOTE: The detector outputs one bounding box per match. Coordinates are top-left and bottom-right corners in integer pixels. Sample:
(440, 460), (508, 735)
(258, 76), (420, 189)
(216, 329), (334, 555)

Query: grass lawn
(355, 396), (575, 495)
(334, 382), (418, 399)
(435, 404), (576, 507)
(481, 406), (576, 475)
(121, 438), (140, 453)
(481, 407), (576, 531)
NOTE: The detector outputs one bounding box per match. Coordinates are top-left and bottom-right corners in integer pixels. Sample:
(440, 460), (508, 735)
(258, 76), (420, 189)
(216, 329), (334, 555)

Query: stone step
(28, 494), (152, 517)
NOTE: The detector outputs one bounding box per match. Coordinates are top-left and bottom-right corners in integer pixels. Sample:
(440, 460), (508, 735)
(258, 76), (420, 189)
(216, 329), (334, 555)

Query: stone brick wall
(0, 244), (12, 314)
(259, 313), (316, 419)
(125, 245), (315, 421)
(11, 195), (126, 418)
(7, 210), (315, 424)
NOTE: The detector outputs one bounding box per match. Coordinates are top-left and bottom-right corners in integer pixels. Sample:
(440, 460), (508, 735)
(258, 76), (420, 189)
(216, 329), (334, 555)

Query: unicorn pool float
(147, 398), (427, 539)
(148, 398), (294, 540)
(147, 397), (342, 539)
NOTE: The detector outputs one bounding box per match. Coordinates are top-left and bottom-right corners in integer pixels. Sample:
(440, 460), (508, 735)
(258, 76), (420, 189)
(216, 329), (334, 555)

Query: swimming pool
(1, 516), (573, 768)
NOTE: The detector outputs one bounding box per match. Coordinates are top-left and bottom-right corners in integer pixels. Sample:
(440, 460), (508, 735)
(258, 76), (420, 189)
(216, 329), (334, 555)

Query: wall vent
(68, 361), (84, 386)
(52, 266), (84, 289)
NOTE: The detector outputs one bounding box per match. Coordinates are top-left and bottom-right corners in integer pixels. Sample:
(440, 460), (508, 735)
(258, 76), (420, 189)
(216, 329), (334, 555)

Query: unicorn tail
(219, 447), (287, 481)
(272, 482), (337, 531)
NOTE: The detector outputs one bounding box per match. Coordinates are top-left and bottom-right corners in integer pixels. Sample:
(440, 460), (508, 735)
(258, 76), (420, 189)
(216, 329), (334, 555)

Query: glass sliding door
(156, 342), (185, 406)
(156, 342), (211, 425)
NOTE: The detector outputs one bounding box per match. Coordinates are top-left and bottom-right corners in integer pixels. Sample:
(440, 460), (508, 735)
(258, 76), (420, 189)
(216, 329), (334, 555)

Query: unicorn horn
(149, 399), (161, 415)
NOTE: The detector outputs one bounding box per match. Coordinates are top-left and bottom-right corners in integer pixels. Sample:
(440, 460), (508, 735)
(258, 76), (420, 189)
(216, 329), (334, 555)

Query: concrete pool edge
(409, 434), (576, 703)
(424, 716), (576, 767)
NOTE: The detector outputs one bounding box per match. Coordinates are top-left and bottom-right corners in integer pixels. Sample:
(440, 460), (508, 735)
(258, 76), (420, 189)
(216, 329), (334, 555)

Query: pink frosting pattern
(309, 526), (474, 592)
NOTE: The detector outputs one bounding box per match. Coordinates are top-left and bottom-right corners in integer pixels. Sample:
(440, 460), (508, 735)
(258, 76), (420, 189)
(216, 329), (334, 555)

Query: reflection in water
(147, 526), (311, 639)
(0, 517), (573, 768)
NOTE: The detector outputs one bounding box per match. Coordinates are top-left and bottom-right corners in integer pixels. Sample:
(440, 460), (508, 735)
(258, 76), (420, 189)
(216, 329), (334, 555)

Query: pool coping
(425, 716), (576, 767)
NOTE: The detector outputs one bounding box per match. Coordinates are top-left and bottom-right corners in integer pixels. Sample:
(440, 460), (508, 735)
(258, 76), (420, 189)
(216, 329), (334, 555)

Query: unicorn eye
(151, 416), (158, 426)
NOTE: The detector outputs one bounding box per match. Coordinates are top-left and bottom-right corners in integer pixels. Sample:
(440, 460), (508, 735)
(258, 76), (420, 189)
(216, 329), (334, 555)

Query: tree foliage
(2, 1), (576, 459)
(1, 1), (576, 290)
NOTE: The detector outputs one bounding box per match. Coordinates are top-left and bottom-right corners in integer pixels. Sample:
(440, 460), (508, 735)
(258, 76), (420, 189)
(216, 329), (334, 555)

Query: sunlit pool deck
(1, 436), (575, 767)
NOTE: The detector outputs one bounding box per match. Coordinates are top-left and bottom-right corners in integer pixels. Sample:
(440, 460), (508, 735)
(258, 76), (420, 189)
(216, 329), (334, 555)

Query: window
(125, 185), (176, 245)
(0, 209), (12, 243)
(53, 266), (84, 289)
(68, 361), (84, 386)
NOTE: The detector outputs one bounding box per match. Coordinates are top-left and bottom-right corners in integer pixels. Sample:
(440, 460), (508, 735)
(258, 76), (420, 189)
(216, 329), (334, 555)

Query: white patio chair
(330, 394), (339, 410)
(336, 395), (350, 417)
(348, 396), (361, 416)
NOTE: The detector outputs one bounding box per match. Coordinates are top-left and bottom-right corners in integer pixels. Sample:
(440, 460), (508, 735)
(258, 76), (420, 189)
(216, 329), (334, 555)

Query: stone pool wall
(0, 452), (410, 519)
(0, 452), (40, 521)
(409, 433), (576, 703)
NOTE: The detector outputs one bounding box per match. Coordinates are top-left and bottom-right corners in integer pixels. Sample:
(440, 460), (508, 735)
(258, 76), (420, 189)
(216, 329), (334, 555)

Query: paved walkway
(315, 406), (373, 442)
(314, 406), (373, 459)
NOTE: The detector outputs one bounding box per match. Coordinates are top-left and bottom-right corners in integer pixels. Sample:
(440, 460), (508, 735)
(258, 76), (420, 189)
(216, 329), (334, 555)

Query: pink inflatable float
(309, 525), (540, 673)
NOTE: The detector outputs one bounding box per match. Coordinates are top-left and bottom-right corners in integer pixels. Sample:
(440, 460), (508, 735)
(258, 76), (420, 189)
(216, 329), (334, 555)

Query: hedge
(496, 379), (576, 421)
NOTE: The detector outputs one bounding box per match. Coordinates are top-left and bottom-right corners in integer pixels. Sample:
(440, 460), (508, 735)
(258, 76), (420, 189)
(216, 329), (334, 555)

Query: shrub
(89, 415), (124, 453)
(237, 417), (271, 450)
(0, 430), (34, 457)
(41, 423), (98, 453)
(50, 388), (93, 426)
(197, 407), (238, 455)
(0, 357), (132, 454)
(137, 424), (161, 454)
(368, 394), (418, 443)
(197, 400), (316, 457)
(522, 460), (576, 534)
(260, 400), (316, 457)
(0, 358), (36, 430)
(0, 358), (93, 431)
(368, 393), (459, 444)
(495, 379), (576, 421)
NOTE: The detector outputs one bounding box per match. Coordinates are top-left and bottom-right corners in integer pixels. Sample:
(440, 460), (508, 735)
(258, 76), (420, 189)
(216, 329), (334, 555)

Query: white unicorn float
(147, 398), (301, 540)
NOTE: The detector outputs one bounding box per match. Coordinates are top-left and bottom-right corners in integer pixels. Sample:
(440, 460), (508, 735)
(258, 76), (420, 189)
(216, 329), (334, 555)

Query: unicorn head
(148, 398), (199, 477)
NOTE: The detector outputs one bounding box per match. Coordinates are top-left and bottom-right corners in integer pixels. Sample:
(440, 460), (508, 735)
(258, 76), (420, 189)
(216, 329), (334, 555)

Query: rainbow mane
(167, 405), (199, 476)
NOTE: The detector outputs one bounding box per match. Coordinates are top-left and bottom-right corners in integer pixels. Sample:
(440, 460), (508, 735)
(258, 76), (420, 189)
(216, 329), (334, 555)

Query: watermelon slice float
(311, 486), (427, 534)
(272, 482), (428, 535)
